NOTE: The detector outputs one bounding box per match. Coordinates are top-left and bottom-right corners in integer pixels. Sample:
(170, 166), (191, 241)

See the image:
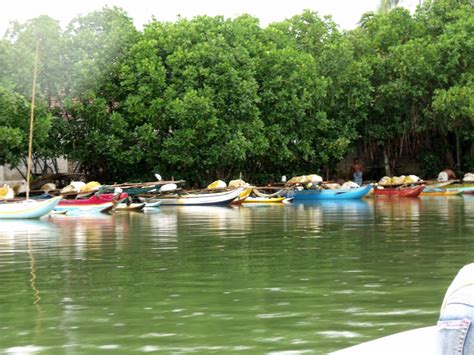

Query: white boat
(0, 196), (62, 219)
(54, 202), (114, 214)
(115, 202), (146, 211)
(155, 187), (243, 206)
(330, 326), (437, 355)
(144, 201), (162, 208)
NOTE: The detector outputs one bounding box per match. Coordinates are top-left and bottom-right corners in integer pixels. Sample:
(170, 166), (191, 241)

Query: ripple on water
(317, 330), (363, 339)
(5, 346), (46, 354)
(139, 333), (176, 338)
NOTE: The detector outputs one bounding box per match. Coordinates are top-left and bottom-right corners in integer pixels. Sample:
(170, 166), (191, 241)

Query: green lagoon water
(0, 196), (473, 354)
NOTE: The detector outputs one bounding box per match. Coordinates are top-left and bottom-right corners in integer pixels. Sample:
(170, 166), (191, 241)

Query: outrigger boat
(291, 184), (372, 201)
(0, 197), (62, 219)
(154, 187), (244, 206)
(55, 193), (128, 213)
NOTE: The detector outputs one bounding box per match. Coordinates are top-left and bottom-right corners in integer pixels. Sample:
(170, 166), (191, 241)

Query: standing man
(350, 157), (364, 186)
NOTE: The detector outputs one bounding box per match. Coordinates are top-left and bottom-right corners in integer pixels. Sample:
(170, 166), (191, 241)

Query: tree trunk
(455, 129), (461, 170)
(383, 146), (392, 176)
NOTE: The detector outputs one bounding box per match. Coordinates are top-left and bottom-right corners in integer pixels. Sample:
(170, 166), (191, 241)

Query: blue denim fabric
(353, 172), (363, 186)
(437, 285), (474, 355)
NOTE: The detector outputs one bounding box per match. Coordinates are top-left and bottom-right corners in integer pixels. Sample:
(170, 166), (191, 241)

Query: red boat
(373, 185), (425, 197)
(58, 193), (129, 206)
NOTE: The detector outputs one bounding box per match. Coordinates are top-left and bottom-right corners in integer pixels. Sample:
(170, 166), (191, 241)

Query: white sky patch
(0, 0), (383, 36)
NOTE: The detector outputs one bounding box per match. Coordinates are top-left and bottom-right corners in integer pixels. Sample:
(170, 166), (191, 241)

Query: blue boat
(0, 196), (62, 219)
(291, 184), (372, 201)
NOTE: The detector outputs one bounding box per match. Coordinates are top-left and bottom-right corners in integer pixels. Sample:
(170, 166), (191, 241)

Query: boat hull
(373, 185), (425, 197)
(330, 326), (437, 355)
(445, 184), (474, 194)
(155, 188), (243, 206)
(55, 202), (114, 213)
(0, 196), (62, 219)
(242, 197), (286, 204)
(292, 185), (372, 201)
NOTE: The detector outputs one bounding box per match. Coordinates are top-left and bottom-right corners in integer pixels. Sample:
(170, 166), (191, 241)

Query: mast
(26, 40), (39, 200)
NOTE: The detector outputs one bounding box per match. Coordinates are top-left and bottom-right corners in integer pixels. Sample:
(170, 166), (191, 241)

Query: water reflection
(0, 199), (471, 354)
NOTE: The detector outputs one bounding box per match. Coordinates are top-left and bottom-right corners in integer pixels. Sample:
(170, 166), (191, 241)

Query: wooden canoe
(373, 185), (425, 197)
(0, 196), (62, 219)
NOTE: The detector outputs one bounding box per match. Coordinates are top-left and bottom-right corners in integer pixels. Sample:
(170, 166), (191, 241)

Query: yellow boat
(420, 190), (463, 197)
(242, 196), (286, 204)
(231, 187), (253, 205)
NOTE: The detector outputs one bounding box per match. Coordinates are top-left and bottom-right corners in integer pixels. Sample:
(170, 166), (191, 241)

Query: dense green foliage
(0, 0), (472, 184)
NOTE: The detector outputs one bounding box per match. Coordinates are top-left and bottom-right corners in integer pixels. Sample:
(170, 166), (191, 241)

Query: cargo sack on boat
(229, 179), (246, 188)
(207, 180), (227, 190)
(438, 171), (449, 182)
(0, 184), (14, 199)
(342, 181), (359, 188)
(404, 175), (420, 184)
(41, 183), (56, 193)
(288, 174), (322, 185)
(379, 176), (392, 186)
(287, 175), (307, 185)
(324, 183), (342, 190)
(463, 173), (474, 182)
(392, 176), (404, 185)
(80, 181), (101, 193)
(308, 174), (323, 184)
(61, 181), (86, 194)
(160, 183), (178, 193)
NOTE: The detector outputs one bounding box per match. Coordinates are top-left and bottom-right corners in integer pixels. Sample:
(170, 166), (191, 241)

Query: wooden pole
(26, 41), (40, 200)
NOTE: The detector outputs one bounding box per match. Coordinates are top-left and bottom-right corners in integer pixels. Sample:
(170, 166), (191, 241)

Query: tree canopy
(0, 0), (472, 184)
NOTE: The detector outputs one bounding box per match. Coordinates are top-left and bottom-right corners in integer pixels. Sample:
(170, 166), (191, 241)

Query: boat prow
(330, 326), (437, 355)
(0, 196), (62, 219)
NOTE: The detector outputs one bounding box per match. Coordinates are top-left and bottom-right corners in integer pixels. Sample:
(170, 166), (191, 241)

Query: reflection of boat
(445, 183), (474, 195)
(242, 196), (287, 204)
(291, 185), (372, 201)
(0, 196), (62, 219)
(420, 188), (463, 197)
(330, 326), (436, 355)
(0, 219), (55, 235)
(373, 185), (425, 197)
(294, 199), (371, 212)
(155, 188), (243, 206)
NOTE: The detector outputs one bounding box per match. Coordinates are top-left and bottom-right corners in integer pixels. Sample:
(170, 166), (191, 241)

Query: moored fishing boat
(0, 196), (62, 219)
(445, 183), (474, 195)
(242, 196), (287, 204)
(115, 202), (146, 211)
(291, 184), (372, 201)
(154, 187), (244, 206)
(373, 185), (425, 197)
(55, 193), (128, 212)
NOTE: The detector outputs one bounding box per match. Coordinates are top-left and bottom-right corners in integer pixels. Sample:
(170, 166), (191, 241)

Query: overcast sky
(0, 0), (391, 35)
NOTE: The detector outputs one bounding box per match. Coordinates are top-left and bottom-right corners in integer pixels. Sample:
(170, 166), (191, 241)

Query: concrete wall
(0, 157), (69, 185)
